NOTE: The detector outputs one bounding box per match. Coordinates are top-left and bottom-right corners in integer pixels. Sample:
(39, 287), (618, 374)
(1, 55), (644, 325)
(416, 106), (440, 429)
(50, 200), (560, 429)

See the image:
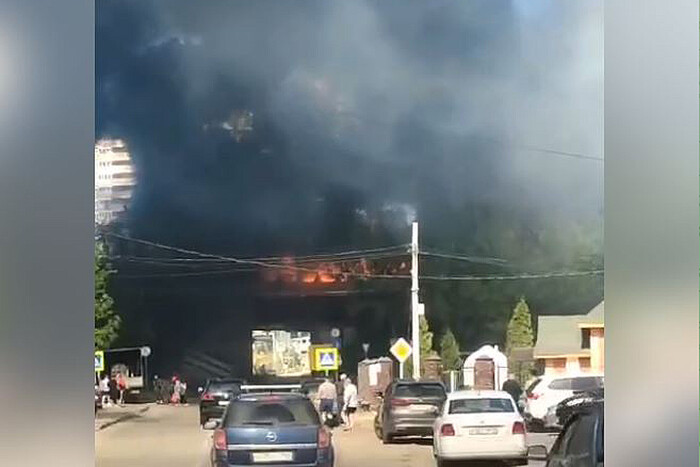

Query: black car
(528, 389), (604, 466)
(374, 380), (447, 444)
(210, 392), (334, 467)
(199, 378), (244, 426)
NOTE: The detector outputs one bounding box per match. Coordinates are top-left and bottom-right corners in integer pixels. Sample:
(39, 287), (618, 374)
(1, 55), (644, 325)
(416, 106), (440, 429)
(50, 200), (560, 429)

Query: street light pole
(411, 221), (420, 380)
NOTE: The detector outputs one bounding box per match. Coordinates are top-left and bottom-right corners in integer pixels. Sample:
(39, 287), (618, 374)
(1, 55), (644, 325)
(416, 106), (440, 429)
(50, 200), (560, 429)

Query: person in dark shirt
(502, 374), (523, 410)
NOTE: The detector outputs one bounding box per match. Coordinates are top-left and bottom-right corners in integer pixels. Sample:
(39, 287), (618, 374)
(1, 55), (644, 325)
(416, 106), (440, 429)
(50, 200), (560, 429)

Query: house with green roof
(533, 301), (604, 376)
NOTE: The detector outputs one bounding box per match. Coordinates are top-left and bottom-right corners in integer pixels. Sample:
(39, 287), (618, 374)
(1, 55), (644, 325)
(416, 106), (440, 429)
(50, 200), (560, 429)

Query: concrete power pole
(411, 221), (421, 380)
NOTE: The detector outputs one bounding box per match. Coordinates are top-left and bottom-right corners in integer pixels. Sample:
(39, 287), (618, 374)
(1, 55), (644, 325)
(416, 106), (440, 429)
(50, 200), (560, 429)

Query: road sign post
(390, 338), (412, 380)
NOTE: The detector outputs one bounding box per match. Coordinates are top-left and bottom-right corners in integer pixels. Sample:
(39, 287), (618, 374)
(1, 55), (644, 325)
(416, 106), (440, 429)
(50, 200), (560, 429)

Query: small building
(534, 301), (604, 376)
(462, 345), (508, 390)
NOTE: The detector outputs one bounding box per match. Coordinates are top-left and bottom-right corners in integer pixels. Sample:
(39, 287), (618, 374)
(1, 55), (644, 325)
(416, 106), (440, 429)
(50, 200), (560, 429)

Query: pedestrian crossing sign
(95, 350), (105, 373)
(313, 347), (339, 371)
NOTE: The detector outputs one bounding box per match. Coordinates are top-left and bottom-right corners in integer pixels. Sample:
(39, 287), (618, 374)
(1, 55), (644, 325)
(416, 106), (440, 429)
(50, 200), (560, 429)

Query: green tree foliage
(439, 328), (462, 371)
(95, 240), (121, 349)
(404, 315), (438, 378)
(505, 297), (535, 384)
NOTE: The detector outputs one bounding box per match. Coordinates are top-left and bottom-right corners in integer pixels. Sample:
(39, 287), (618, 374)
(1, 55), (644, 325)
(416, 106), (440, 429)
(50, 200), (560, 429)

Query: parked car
(374, 380), (447, 444)
(528, 390), (604, 466)
(210, 392), (334, 467)
(198, 378), (244, 426)
(523, 374), (603, 430)
(432, 390), (527, 467)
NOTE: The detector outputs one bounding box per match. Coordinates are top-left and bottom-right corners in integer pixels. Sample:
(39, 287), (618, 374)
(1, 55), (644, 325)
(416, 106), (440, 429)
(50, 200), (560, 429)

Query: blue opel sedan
(211, 392), (334, 467)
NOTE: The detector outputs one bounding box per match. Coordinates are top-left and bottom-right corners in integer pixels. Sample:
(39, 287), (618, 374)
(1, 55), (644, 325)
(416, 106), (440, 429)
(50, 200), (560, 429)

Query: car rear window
(394, 384), (445, 398)
(224, 398), (320, 427)
(449, 398), (515, 414)
(548, 378), (572, 390)
(570, 377), (603, 391)
(525, 378), (542, 396)
(208, 382), (242, 393)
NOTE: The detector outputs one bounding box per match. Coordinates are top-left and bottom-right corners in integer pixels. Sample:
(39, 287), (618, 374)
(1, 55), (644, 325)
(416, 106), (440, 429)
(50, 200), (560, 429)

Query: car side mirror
(527, 445), (548, 461)
(203, 419), (220, 431)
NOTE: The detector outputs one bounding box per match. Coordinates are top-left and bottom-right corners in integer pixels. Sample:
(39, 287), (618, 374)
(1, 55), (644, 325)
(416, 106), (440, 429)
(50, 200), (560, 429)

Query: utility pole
(411, 221), (420, 380)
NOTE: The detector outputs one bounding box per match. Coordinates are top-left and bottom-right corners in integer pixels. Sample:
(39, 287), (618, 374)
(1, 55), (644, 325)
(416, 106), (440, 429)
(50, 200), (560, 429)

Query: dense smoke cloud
(97, 0), (602, 255)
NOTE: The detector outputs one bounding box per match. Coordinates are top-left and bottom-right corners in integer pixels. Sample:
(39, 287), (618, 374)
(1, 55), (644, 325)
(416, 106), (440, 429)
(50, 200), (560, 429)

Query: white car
(433, 390), (527, 467)
(523, 374), (603, 429)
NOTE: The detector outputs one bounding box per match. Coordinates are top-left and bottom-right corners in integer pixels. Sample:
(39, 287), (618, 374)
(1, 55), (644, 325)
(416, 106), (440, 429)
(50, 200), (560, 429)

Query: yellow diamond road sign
(390, 338), (412, 364)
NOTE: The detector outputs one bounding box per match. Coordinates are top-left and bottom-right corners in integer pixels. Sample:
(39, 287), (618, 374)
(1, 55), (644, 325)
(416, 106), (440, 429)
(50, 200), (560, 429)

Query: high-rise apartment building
(95, 139), (136, 225)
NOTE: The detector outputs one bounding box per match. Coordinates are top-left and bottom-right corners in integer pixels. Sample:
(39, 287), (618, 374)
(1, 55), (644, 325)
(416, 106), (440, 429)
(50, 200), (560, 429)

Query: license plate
(252, 452), (294, 463)
(468, 427), (498, 435)
(218, 401), (230, 406)
(409, 405), (433, 413)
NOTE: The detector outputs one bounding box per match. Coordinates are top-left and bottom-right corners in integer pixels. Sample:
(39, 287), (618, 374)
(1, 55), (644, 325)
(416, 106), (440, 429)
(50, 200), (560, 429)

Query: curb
(96, 405), (151, 432)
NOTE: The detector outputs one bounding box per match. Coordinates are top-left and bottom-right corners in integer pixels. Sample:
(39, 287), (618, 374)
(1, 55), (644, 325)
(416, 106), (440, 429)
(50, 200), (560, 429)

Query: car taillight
(213, 428), (227, 450)
(512, 421), (526, 435)
(440, 424), (455, 437)
(318, 427), (331, 448)
(201, 393), (214, 401)
(528, 393), (540, 400)
(391, 398), (411, 407)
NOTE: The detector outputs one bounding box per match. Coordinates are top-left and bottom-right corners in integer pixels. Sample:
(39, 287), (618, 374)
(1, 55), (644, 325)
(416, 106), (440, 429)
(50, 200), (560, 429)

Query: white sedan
(433, 390), (528, 466)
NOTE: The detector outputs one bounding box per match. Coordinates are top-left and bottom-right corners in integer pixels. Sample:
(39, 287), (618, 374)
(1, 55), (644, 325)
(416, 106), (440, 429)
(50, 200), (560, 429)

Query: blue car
(211, 392), (334, 467)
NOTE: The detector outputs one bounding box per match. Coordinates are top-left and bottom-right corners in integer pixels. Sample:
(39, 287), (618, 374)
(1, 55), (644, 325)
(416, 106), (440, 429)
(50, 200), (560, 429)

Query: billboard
(251, 330), (312, 377)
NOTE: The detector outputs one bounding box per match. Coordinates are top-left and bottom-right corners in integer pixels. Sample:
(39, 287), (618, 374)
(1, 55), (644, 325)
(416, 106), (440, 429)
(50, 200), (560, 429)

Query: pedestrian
(171, 377), (182, 405)
(100, 374), (111, 407)
(109, 374), (119, 406)
(117, 372), (127, 405)
(318, 377), (337, 421)
(335, 374), (346, 424)
(502, 374), (523, 411)
(179, 378), (188, 405)
(153, 375), (162, 404)
(342, 376), (358, 431)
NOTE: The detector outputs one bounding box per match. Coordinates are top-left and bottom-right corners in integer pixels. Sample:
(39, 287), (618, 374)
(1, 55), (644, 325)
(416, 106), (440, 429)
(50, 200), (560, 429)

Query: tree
(439, 328), (462, 371)
(95, 239), (121, 349)
(505, 297), (535, 385)
(405, 315), (438, 378)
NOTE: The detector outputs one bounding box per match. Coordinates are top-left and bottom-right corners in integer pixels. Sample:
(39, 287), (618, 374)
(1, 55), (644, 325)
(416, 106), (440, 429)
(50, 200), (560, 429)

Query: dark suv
(374, 380), (447, 443)
(528, 390), (604, 467)
(199, 378), (244, 426)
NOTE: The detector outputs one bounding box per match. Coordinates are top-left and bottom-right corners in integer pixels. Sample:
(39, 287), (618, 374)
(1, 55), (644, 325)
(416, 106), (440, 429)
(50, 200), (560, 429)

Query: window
(449, 398), (514, 414)
(549, 378), (572, 390)
(566, 413), (597, 459)
(581, 329), (591, 349)
(525, 378), (542, 396)
(225, 399), (319, 427)
(570, 376), (603, 391)
(394, 383), (445, 398)
(579, 357), (591, 370)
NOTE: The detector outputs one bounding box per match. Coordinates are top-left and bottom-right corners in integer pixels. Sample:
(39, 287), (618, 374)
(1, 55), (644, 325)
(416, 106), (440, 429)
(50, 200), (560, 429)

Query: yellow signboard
(312, 347), (339, 371)
(390, 338), (412, 364)
(94, 350), (105, 373)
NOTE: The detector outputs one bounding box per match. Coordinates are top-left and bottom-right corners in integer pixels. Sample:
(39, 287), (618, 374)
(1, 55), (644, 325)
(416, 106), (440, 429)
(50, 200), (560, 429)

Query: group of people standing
(153, 375), (188, 405)
(99, 372), (128, 406)
(317, 373), (358, 431)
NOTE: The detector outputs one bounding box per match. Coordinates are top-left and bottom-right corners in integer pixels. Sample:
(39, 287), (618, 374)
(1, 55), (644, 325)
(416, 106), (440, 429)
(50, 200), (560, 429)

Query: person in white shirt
(342, 377), (358, 431)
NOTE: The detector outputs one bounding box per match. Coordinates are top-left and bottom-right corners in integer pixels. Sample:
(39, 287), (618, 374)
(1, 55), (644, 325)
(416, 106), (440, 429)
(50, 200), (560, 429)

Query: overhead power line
(106, 233), (603, 282)
(419, 250), (509, 266)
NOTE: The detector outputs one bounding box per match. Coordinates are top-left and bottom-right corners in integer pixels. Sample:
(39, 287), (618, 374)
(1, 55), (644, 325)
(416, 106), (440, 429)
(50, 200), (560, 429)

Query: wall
(590, 327), (605, 372)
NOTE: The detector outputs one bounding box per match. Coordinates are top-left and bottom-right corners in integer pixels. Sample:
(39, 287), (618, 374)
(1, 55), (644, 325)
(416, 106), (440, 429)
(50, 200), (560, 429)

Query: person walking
(100, 374), (111, 407)
(335, 374), (346, 424)
(179, 378), (188, 405)
(317, 378), (337, 422)
(171, 377), (182, 405)
(108, 374), (119, 406)
(117, 372), (127, 405)
(342, 377), (358, 431)
(502, 374), (523, 411)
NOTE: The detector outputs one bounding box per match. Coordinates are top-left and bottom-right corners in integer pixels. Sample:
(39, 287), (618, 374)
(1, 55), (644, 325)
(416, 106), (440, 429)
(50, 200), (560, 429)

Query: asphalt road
(95, 404), (557, 467)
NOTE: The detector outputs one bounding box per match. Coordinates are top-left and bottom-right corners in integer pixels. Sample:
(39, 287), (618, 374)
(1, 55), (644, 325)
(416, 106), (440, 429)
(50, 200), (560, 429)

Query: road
(95, 405), (557, 467)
